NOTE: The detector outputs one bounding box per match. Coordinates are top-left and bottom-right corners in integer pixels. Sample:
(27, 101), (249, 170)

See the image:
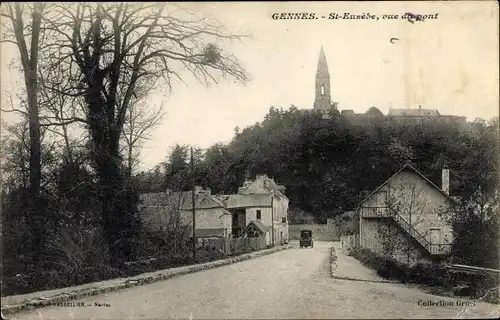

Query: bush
(1, 263), (126, 296)
(1, 274), (33, 296)
(474, 272), (500, 303)
(407, 262), (447, 286)
(377, 257), (401, 279)
(351, 248), (447, 287)
(2, 234), (249, 297)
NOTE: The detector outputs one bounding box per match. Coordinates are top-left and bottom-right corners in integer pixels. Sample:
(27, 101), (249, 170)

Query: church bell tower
(313, 46), (335, 112)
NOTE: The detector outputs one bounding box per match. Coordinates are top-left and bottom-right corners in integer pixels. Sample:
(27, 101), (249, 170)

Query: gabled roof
(222, 194), (272, 209)
(237, 175), (287, 199)
(182, 193), (226, 210)
(253, 220), (271, 232)
(341, 110), (356, 116)
(241, 220), (270, 235)
(358, 163), (456, 208)
(139, 191), (224, 212)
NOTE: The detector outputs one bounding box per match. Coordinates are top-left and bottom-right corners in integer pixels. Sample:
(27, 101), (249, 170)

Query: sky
(1, 1), (498, 171)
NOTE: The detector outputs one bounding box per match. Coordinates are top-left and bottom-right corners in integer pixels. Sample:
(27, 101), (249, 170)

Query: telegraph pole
(271, 194), (275, 247)
(191, 147), (196, 260)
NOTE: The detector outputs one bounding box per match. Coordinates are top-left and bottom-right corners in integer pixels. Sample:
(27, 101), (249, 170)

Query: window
(321, 85), (325, 95)
(256, 210), (261, 219)
(282, 217), (287, 223)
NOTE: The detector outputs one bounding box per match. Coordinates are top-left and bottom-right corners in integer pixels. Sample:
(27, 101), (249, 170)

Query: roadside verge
(1, 245), (289, 316)
(330, 244), (396, 284)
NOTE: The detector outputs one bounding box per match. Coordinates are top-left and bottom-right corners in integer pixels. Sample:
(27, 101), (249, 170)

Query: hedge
(1, 247), (226, 297)
(351, 248), (499, 304)
(351, 248), (446, 286)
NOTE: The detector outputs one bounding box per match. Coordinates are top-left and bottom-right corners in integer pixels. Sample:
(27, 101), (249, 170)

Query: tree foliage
(141, 108), (499, 248)
(1, 2), (249, 284)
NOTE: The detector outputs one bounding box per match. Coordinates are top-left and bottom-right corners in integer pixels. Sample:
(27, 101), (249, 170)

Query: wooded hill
(135, 106), (499, 222)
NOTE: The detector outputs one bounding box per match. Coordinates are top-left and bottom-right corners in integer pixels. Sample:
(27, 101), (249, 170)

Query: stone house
(358, 164), (455, 264)
(139, 186), (232, 239)
(220, 174), (289, 246)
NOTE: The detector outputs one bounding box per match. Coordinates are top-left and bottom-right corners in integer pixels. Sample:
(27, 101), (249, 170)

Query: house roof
(139, 191), (225, 212)
(221, 194), (273, 209)
(253, 220), (271, 232)
(237, 174), (288, 199)
(242, 220), (270, 235)
(365, 107), (384, 117)
(388, 108), (441, 117)
(182, 193), (226, 210)
(341, 110), (356, 116)
(358, 163), (456, 208)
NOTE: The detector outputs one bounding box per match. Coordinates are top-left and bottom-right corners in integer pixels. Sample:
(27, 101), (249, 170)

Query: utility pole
(191, 147), (196, 260)
(271, 194), (275, 247)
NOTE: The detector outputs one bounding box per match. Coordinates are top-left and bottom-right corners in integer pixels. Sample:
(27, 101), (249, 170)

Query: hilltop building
(301, 47), (467, 125)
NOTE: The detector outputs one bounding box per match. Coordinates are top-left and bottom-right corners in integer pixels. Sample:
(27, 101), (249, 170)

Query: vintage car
(299, 229), (313, 248)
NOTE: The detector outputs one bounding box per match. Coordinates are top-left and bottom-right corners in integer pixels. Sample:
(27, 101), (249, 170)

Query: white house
(221, 174), (289, 246)
(358, 164), (455, 264)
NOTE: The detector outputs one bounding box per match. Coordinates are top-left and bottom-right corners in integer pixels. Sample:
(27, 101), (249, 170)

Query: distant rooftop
(388, 107), (441, 117)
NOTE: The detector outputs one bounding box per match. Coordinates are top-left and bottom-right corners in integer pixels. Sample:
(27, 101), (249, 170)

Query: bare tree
(122, 98), (166, 178)
(1, 3), (46, 194)
(138, 191), (191, 256)
(1, 119), (30, 190)
(38, 71), (89, 165)
(39, 3), (248, 263)
(378, 182), (429, 264)
(1, 3), (47, 265)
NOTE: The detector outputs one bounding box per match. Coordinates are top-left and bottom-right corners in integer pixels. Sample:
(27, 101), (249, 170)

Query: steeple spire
(314, 46), (335, 112)
(317, 46), (329, 75)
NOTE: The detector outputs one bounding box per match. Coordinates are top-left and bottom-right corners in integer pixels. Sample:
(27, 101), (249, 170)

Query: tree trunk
(127, 143), (133, 179)
(87, 94), (138, 264)
(11, 3), (44, 268)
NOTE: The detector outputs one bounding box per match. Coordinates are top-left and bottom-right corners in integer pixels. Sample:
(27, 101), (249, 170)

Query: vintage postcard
(1, 1), (499, 319)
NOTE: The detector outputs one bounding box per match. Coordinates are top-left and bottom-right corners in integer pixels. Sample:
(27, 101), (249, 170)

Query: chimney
(442, 165), (450, 195)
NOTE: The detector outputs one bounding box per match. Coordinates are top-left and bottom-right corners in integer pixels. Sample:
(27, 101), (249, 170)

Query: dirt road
(9, 241), (499, 319)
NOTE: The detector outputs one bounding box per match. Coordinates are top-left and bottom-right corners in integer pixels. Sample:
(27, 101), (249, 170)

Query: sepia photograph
(0, 1), (499, 319)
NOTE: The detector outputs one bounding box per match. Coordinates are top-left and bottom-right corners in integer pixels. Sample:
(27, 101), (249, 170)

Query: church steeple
(314, 46), (335, 112)
(317, 46), (329, 75)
